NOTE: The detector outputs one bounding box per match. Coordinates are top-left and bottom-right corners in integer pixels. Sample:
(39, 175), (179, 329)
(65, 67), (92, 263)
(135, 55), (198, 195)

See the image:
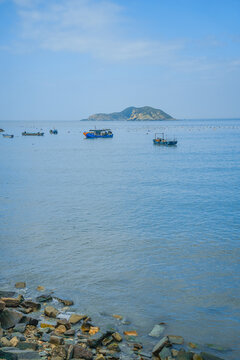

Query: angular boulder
(0, 347), (41, 359)
(54, 297), (74, 306)
(51, 345), (67, 359)
(0, 297), (21, 308)
(0, 290), (16, 298)
(152, 336), (170, 355)
(0, 309), (23, 329)
(168, 335), (184, 345)
(73, 345), (93, 359)
(36, 294), (52, 303)
(0, 300), (6, 311)
(44, 306), (59, 318)
(49, 335), (64, 346)
(21, 300), (41, 311)
(69, 313), (87, 324)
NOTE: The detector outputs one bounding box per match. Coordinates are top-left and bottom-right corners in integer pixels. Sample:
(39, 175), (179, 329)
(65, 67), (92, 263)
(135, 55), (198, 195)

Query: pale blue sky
(0, 0), (240, 120)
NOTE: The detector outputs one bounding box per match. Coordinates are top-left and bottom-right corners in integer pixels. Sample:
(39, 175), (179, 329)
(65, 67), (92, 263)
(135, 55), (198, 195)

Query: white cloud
(11, 0), (183, 62)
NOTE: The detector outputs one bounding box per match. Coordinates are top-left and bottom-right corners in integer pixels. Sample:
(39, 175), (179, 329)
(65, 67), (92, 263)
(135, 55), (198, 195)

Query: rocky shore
(0, 283), (226, 360)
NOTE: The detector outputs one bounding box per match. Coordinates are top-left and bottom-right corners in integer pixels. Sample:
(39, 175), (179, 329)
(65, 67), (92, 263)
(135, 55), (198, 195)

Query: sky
(0, 0), (240, 120)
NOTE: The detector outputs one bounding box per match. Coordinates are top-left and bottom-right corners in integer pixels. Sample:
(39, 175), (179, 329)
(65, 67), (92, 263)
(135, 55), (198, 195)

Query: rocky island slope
(82, 106), (174, 121)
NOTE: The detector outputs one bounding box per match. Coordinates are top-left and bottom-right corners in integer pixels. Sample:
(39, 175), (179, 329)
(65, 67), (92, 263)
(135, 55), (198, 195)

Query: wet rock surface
(0, 284), (230, 360)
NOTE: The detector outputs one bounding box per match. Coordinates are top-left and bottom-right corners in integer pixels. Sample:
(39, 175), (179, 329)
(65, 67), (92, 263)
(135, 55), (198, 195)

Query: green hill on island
(82, 106), (174, 121)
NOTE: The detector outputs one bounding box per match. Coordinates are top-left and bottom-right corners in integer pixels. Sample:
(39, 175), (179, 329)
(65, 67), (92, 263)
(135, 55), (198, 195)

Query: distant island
(81, 106), (174, 121)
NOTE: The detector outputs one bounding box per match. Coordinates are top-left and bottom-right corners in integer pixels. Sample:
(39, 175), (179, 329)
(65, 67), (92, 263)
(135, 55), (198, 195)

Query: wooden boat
(2, 134), (14, 138)
(49, 129), (58, 134)
(83, 129), (113, 138)
(153, 133), (177, 146)
(22, 131), (44, 136)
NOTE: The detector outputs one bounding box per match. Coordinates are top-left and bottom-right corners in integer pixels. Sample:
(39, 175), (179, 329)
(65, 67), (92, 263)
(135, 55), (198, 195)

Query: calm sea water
(0, 119), (240, 358)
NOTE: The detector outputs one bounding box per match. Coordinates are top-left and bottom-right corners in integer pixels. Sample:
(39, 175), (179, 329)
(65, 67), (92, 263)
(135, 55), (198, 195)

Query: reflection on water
(0, 119), (240, 359)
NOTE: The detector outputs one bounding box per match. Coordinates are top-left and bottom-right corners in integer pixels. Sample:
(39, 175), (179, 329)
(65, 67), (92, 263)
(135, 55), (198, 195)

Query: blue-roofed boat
(153, 133), (177, 146)
(50, 129), (58, 134)
(83, 129), (113, 138)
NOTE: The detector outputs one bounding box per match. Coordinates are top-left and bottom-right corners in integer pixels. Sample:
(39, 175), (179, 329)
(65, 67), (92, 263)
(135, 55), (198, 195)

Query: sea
(0, 119), (240, 359)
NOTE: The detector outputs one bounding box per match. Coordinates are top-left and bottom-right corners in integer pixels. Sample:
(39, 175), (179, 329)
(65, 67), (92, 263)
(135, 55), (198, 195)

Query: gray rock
(73, 345), (93, 359)
(176, 349), (194, 360)
(21, 301), (41, 311)
(13, 323), (26, 333)
(64, 329), (75, 336)
(0, 337), (12, 347)
(159, 346), (172, 360)
(0, 300), (5, 311)
(200, 352), (224, 360)
(0, 290), (16, 298)
(0, 347), (41, 359)
(149, 324), (165, 337)
(20, 316), (39, 327)
(67, 344), (74, 360)
(49, 335), (64, 345)
(11, 333), (26, 342)
(0, 297), (21, 308)
(168, 335), (184, 345)
(57, 319), (71, 330)
(152, 336), (170, 355)
(87, 331), (113, 348)
(41, 333), (51, 342)
(44, 306), (59, 318)
(0, 309), (23, 329)
(36, 294), (52, 303)
(138, 352), (152, 358)
(54, 297), (74, 306)
(51, 345), (67, 359)
(17, 342), (38, 351)
(39, 351), (48, 357)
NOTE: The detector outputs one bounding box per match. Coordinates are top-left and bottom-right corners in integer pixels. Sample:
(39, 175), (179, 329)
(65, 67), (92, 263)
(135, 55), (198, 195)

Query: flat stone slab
(159, 346), (172, 359)
(36, 294), (52, 303)
(200, 352), (224, 360)
(0, 309), (23, 329)
(152, 336), (170, 355)
(0, 290), (16, 298)
(149, 324), (165, 337)
(168, 335), (184, 344)
(0, 347), (41, 359)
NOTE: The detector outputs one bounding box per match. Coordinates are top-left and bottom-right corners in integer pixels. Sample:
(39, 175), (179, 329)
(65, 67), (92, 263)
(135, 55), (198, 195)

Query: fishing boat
(153, 133), (177, 146)
(83, 129), (113, 138)
(2, 134), (14, 138)
(49, 129), (58, 134)
(22, 131), (44, 136)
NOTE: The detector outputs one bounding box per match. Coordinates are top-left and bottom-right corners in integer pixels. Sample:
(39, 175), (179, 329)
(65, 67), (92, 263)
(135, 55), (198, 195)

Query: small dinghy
(2, 134), (14, 138)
